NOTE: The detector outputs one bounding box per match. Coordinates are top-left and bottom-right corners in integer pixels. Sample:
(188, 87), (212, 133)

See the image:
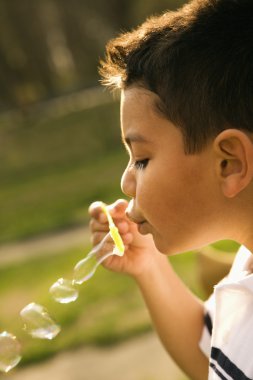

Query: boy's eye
(134, 159), (149, 170)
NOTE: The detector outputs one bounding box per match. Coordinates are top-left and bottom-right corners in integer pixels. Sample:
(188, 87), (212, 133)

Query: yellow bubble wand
(72, 202), (125, 284)
(100, 202), (125, 256)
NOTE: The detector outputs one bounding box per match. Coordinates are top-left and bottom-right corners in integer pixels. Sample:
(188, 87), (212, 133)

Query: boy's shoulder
(201, 245), (253, 379)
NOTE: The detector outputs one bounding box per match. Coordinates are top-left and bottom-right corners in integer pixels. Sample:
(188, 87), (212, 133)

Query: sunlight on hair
(101, 74), (123, 90)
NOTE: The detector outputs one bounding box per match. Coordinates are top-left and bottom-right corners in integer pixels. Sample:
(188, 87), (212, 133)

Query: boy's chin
(153, 237), (191, 256)
(152, 237), (174, 255)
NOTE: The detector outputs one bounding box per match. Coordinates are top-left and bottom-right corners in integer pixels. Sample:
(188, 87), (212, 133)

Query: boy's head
(100, 0), (253, 154)
(99, 0), (253, 253)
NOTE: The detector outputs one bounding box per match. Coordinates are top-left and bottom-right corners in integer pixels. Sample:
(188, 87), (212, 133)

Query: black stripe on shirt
(211, 347), (252, 380)
(210, 362), (229, 380)
(204, 312), (213, 335)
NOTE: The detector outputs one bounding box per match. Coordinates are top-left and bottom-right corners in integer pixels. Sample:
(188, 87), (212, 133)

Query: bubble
(73, 232), (122, 285)
(20, 303), (60, 340)
(0, 331), (22, 373)
(49, 278), (78, 304)
(73, 251), (101, 284)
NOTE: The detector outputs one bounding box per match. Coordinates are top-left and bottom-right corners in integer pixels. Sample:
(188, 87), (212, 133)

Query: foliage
(0, 0), (187, 110)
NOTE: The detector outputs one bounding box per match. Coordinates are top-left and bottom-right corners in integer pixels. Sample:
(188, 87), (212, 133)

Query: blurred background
(0, 1), (238, 379)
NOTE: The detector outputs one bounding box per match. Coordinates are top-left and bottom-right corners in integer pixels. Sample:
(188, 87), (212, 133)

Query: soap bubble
(0, 331), (22, 373)
(73, 252), (101, 284)
(73, 232), (123, 285)
(20, 303), (60, 340)
(49, 278), (78, 304)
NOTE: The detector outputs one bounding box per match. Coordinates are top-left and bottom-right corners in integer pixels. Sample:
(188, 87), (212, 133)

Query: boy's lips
(137, 221), (150, 235)
(125, 200), (150, 234)
(125, 211), (145, 225)
(125, 210), (150, 234)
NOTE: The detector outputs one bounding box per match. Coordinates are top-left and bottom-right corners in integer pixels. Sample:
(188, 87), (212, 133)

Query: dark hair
(99, 0), (253, 153)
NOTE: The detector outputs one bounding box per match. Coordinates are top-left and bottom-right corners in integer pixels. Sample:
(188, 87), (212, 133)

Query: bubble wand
(100, 202), (124, 256)
(72, 202), (125, 284)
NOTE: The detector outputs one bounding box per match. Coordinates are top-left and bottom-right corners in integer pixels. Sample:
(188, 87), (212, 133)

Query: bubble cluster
(0, 203), (124, 372)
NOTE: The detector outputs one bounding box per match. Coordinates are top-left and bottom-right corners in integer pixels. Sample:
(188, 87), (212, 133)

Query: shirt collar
(217, 245), (253, 294)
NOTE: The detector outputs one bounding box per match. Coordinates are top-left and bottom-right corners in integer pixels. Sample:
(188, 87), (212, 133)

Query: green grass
(0, 244), (152, 367)
(0, 100), (127, 243)
(0, 151), (126, 242)
(0, 241), (217, 369)
(169, 250), (206, 299)
(211, 240), (239, 252)
(0, 239), (237, 369)
(0, 241), (208, 369)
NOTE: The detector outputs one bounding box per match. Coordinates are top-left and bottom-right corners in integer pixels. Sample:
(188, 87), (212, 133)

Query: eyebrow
(123, 133), (150, 148)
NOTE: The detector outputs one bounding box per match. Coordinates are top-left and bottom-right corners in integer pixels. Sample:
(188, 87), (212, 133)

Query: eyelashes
(133, 159), (149, 170)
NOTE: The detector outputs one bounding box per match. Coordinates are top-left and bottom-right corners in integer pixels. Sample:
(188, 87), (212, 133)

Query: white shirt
(199, 245), (253, 380)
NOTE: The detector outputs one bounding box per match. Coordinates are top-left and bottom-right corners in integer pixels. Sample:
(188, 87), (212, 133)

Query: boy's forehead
(120, 86), (164, 124)
(121, 86), (157, 104)
(120, 86), (186, 152)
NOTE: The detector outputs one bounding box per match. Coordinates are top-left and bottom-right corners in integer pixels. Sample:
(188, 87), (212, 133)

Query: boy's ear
(213, 129), (253, 198)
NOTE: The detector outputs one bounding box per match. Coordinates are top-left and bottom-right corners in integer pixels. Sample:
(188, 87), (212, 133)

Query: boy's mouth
(126, 207), (151, 236)
(137, 221), (150, 235)
(125, 200), (148, 233)
(125, 209), (147, 232)
(126, 211), (146, 225)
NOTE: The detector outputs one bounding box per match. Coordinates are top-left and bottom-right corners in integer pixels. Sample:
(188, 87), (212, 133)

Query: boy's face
(120, 87), (224, 254)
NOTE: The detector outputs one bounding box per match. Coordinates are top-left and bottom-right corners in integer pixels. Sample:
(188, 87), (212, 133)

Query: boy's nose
(121, 166), (136, 198)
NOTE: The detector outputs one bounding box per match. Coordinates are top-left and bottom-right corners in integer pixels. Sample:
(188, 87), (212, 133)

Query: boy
(89, 0), (253, 379)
